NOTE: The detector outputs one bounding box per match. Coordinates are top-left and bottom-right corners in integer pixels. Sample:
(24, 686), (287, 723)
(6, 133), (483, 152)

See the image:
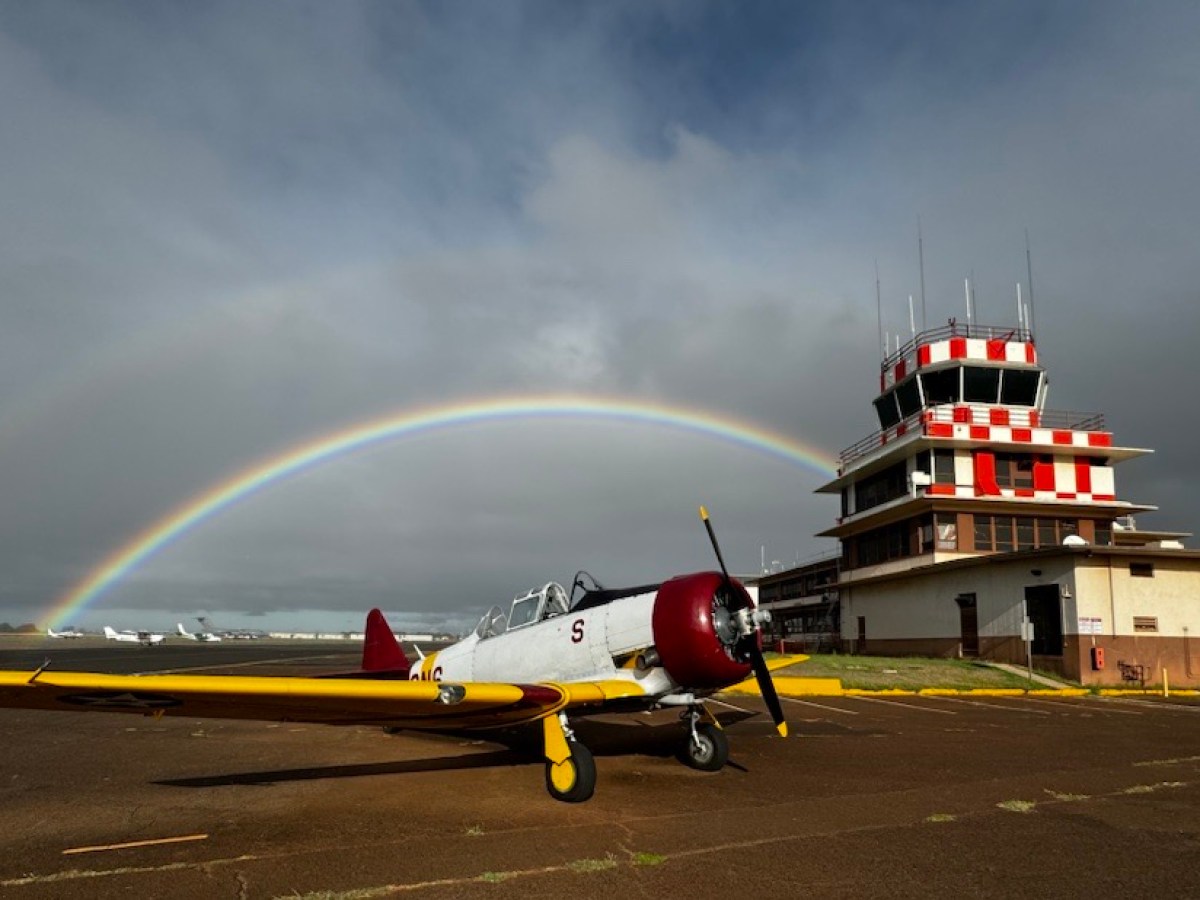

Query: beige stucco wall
(1075, 556), (1200, 638)
(838, 549), (1200, 684)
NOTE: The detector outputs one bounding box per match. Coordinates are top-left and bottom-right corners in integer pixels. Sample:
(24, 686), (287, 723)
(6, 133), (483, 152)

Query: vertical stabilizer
(361, 609), (410, 675)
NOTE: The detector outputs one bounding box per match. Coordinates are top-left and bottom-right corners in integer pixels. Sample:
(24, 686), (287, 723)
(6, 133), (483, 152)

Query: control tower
(816, 321), (1155, 579)
(787, 317), (1200, 683)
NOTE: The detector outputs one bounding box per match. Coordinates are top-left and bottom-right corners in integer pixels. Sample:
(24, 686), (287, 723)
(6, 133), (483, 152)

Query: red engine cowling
(651, 571), (754, 690)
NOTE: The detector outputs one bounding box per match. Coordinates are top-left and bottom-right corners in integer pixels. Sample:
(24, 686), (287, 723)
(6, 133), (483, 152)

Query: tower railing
(880, 323), (1034, 374)
(838, 406), (1106, 469)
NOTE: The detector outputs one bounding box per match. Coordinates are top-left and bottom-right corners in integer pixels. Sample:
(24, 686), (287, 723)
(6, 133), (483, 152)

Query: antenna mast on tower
(875, 259), (883, 359)
(1025, 229), (1037, 338)
(918, 218), (927, 332)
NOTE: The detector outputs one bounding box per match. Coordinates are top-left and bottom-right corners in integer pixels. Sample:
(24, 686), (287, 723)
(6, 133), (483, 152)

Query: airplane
(0, 509), (792, 802)
(177, 623), (222, 642)
(103, 626), (165, 646)
(46, 627), (84, 639)
(196, 616), (266, 640)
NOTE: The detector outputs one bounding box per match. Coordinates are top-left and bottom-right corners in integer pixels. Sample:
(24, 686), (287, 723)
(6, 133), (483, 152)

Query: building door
(1024, 585), (1063, 656)
(956, 593), (979, 657)
(857, 616), (866, 654)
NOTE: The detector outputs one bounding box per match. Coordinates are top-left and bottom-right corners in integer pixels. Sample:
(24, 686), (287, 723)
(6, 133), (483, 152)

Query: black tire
(544, 740), (596, 803)
(678, 722), (729, 772)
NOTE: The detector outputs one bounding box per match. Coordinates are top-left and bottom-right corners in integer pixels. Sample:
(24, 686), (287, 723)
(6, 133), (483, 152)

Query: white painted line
(137, 654), (344, 675)
(845, 696), (956, 715)
(1022, 697), (1141, 715)
(1106, 698), (1200, 713)
(63, 833), (209, 855)
(707, 698), (755, 715)
(922, 695), (1050, 715)
(780, 696), (860, 716)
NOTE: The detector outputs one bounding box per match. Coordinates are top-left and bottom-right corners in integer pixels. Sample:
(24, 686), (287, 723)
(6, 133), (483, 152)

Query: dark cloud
(0, 1), (1197, 631)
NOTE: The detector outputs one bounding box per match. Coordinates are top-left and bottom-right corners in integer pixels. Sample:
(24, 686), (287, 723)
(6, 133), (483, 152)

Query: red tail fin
(362, 609), (410, 676)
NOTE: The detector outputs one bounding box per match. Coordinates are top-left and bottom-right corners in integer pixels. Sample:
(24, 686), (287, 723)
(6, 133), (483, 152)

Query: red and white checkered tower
(817, 320), (1155, 577)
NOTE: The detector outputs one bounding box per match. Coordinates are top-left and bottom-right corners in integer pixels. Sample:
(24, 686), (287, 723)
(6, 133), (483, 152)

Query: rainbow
(46, 396), (837, 628)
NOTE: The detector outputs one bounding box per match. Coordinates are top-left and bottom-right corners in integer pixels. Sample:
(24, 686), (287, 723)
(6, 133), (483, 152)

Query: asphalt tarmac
(1, 639), (1198, 898)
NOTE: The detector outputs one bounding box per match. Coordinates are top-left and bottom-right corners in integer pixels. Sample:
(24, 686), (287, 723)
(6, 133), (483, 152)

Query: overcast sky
(1, 1), (1197, 633)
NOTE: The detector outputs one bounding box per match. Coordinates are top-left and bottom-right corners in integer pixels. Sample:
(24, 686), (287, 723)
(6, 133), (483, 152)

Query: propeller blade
(749, 646), (788, 737)
(699, 506), (731, 582)
(699, 506), (787, 737)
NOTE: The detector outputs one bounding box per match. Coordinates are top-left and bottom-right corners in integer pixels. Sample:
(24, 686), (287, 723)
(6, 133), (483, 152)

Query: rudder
(362, 609), (410, 676)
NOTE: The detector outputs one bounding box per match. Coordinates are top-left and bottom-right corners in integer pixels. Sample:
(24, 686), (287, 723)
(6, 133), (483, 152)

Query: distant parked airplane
(46, 628), (84, 639)
(103, 626), (164, 646)
(177, 623), (221, 642)
(197, 617), (266, 640)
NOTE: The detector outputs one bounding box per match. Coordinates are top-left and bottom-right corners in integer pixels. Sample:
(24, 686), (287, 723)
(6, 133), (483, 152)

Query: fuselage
(406, 572), (756, 701)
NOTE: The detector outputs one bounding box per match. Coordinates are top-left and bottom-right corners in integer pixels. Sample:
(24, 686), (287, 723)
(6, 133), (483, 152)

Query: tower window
(1000, 369), (1040, 406)
(921, 368), (960, 405)
(873, 392), (901, 429)
(963, 367), (1000, 403)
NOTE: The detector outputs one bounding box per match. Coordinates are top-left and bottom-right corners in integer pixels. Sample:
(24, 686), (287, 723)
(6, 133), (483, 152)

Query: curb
(722, 681), (1199, 699)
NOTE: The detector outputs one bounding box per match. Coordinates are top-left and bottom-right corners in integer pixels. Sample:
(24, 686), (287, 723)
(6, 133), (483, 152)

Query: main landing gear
(542, 713), (596, 803)
(677, 704), (729, 772)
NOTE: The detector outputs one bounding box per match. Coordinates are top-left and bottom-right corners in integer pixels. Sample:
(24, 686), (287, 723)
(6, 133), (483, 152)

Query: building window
(921, 368), (960, 405)
(936, 513), (958, 550)
(963, 366), (1000, 403)
(1037, 518), (1057, 547)
(850, 518), (925, 568)
(1000, 368), (1040, 406)
(1130, 562), (1154, 578)
(994, 517), (1014, 551)
(933, 449), (956, 483)
(1133, 616), (1158, 632)
(994, 452), (1035, 490)
(974, 515), (993, 551)
(854, 461), (909, 513)
(896, 377), (922, 417)
(1016, 517), (1035, 549)
(972, 515), (1085, 552)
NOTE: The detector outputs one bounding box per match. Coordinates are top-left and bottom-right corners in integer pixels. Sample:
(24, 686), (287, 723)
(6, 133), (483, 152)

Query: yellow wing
(0, 670), (650, 731)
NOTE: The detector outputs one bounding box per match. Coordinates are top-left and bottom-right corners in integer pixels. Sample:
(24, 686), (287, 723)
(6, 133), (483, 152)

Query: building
(761, 319), (1199, 686)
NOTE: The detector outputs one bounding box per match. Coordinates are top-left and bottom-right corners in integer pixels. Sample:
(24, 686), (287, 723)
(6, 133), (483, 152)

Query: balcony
(839, 406), (1107, 470)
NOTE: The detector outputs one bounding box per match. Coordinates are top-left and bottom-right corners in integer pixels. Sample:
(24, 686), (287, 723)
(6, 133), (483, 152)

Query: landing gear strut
(542, 713), (596, 803)
(677, 704), (728, 772)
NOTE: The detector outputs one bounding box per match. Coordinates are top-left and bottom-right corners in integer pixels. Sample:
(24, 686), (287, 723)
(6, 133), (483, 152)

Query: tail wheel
(678, 722), (729, 772)
(545, 740), (596, 803)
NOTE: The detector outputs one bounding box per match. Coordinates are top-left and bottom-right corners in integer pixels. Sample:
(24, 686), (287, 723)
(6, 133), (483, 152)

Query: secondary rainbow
(46, 396), (837, 628)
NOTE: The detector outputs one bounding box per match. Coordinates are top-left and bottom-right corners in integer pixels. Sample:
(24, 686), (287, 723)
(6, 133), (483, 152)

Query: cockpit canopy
(473, 582), (569, 640)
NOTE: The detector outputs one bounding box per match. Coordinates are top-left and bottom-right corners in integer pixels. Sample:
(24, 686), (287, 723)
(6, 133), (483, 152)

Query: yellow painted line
(724, 676), (844, 697)
(63, 833), (209, 855)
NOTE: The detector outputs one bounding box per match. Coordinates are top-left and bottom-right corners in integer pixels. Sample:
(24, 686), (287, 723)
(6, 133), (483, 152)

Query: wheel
(544, 740), (596, 803)
(678, 722), (729, 772)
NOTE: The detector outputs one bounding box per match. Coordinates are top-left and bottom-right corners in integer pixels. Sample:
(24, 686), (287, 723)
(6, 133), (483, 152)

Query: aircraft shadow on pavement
(156, 709), (760, 788)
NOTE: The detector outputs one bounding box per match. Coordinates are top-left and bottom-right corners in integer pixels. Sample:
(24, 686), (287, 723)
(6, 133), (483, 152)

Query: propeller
(699, 506), (788, 737)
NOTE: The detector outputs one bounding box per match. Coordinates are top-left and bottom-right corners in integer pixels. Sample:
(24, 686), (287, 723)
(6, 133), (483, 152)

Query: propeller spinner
(699, 506), (788, 737)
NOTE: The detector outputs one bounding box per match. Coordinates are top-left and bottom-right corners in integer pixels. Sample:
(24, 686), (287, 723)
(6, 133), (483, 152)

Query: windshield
(473, 606), (507, 639)
(508, 594), (542, 630)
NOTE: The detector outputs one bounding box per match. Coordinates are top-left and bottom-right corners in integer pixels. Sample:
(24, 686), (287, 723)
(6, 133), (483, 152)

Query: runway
(1, 639), (1198, 898)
